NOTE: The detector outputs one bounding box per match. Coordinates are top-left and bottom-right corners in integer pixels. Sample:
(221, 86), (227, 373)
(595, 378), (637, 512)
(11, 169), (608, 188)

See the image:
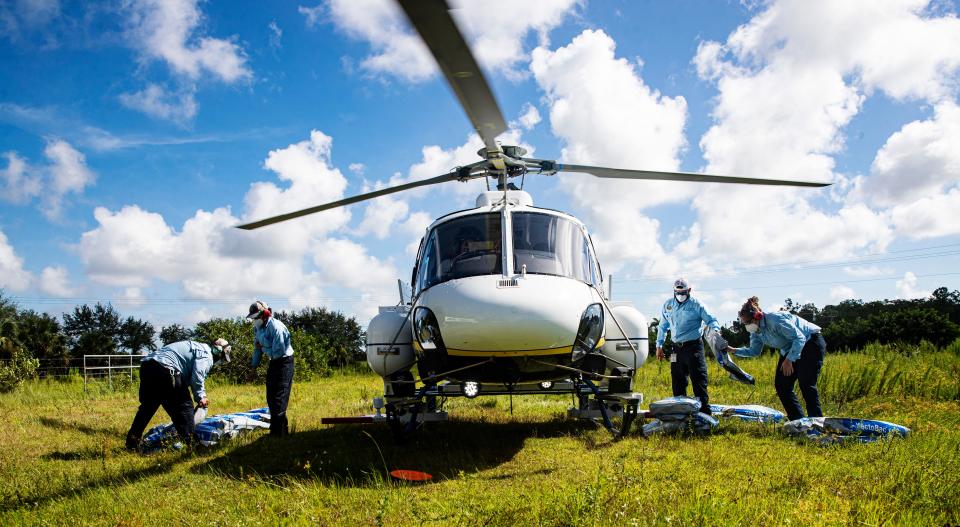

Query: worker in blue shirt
(728, 296), (826, 421)
(126, 338), (231, 451)
(655, 278), (721, 414)
(248, 300), (295, 436)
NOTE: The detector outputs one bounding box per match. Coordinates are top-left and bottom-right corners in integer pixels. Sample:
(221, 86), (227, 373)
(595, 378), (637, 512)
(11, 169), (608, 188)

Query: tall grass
(819, 342), (960, 411)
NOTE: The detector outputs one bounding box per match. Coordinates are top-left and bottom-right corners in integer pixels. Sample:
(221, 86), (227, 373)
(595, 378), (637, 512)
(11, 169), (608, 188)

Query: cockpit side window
(512, 212), (595, 284)
(416, 213), (503, 292)
(415, 231), (439, 293)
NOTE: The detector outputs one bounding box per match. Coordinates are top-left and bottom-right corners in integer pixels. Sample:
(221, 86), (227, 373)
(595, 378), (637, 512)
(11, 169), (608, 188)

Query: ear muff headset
(740, 303), (763, 322)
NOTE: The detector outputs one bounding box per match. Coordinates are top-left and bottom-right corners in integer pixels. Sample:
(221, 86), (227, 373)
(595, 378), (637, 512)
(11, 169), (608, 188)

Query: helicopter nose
(417, 275), (600, 355)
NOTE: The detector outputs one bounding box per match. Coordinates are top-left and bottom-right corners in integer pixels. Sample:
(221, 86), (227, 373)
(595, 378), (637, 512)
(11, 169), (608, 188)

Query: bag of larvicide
(648, 396), (701, 416)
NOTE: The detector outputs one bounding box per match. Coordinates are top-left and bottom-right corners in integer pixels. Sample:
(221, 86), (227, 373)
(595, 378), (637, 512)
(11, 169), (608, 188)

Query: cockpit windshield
(512, 212), (597, 284)
(416, 213), (502, 291)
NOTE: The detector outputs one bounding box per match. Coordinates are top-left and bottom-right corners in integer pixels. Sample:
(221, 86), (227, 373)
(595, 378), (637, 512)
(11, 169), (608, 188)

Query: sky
(1, 0), (959, 331)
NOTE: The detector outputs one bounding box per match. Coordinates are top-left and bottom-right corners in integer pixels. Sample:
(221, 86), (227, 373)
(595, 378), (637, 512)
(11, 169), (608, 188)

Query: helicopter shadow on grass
(3, 454), (185, 512)
(38, 416), (125, 437)
(37, 416), (130, 462)
(195, 417), (588, 487)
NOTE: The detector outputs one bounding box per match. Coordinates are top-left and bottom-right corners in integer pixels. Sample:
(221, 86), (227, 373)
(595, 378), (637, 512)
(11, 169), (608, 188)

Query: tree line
(0, 293), (365, 390)
(651, 286), (960, 353)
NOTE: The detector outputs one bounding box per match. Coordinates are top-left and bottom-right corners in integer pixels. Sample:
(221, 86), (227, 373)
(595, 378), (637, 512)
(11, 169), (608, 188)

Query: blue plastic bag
(709, 404), (785, 423)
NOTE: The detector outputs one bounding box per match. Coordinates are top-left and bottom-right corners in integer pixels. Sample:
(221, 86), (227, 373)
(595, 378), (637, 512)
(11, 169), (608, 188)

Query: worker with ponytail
(728, 296), (826, 421)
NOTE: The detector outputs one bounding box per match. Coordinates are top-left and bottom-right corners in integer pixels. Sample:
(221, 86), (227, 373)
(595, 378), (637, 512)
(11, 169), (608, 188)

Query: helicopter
(238, 0), (829, 438)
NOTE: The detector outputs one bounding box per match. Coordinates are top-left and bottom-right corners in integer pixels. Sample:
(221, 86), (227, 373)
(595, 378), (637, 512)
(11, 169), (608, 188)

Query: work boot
(125, 434), (141, 452)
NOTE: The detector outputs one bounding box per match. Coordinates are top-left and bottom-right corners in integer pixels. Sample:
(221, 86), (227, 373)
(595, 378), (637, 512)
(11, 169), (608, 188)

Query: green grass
(2, 350), (959, 526)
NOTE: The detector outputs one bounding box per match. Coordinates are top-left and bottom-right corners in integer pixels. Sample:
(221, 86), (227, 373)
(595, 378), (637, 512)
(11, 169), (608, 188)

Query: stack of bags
(642, 396), (719, 436)
(142, 407), (271, 452)
(782, 416), (911, 444)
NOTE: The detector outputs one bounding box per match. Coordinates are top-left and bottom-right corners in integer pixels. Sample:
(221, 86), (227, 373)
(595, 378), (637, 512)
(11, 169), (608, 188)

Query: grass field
(2, 347), (959, 526)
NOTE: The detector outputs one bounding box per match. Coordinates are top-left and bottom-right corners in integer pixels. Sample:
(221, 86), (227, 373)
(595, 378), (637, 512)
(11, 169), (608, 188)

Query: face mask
(675, 293), (689, 303)
(745, 322), (759, 334)
(253, 318), (265, 329)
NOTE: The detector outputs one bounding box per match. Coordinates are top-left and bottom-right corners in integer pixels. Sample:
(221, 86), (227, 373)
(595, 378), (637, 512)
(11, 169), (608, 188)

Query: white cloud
(854, 101), (960, 208)
(76, 130), (384, 313)
(354, 196), (409, 239)
(516, 103), (541, 130)
(0, 139), (95, 219)
(42, 139), (95, 219)
(118, 287), (146, 307)
(298, 4), (324, 28)
(896, 271), (929, 299)
(889, 188), (960, 239)
(842, 265), (893, 277)
(829, 285), (855, 301)
(11, 0), (59, 28)
(321, 0), (578, 82)
(268, 20), (282, 50)
(682, 0), (960, 274)
(243, 130), (352, 253)
(0, 229), (31, 292)
(119, 84), (198, 124)
(0, 0), (59, 40)
(38, 265), (75, 297)
(348, 162), (365, 176)
(0, 151), (41, 203)
(120, 0), (251, 122)
(530, 29), (689, 272)
(312, 237), (399, 319)
(711, 0), (960, 103)
(401, 211), (432, 256)
(125, 0), (251, 83)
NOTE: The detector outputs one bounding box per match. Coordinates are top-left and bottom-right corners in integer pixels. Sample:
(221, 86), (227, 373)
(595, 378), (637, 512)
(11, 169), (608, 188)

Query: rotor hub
(477, 145), (527, 159)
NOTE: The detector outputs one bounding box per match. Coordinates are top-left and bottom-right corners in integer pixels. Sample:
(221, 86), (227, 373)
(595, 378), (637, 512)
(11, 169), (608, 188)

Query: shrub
(192, 318), (261, 384)
(0, 354), (39, 393)
(192, 318), (341, 383)
(946, 337), (960, 357)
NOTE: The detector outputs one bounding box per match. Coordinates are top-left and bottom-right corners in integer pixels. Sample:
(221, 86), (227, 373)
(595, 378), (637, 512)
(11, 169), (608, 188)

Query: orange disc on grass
(389, 469), (433, 482)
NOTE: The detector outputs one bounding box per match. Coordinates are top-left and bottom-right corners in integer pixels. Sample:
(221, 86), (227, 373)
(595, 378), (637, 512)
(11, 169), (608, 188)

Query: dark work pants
(670, 339), (710, 414)
(127, 360), (194, 447)
(775, 333), (826, 421)
(266, 355), (295, 436)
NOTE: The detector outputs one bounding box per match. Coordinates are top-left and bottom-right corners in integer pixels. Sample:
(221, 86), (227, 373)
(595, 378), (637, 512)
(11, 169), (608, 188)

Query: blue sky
(2, 0), (959, 330)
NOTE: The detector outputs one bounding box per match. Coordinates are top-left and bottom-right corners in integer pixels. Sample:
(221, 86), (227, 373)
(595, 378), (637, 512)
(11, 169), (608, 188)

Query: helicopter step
(568, 385), (646, 439)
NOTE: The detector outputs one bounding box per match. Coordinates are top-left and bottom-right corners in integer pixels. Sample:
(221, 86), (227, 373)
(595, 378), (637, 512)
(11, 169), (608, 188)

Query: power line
(615, 245), (960, 283)
(617, 272), (960, 296)
(9, 295), (398, 306)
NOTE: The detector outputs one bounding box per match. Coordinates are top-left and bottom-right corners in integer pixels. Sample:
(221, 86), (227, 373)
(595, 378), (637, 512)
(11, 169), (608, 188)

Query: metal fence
(82, 354), (140, 389)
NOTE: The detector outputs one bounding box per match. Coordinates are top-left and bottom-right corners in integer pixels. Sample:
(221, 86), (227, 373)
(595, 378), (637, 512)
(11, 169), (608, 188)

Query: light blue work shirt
(655, 296), (721, 347)
(734, 311), (821, 362)
(251, 317), (294, 367)
(142, 340), (213, 400)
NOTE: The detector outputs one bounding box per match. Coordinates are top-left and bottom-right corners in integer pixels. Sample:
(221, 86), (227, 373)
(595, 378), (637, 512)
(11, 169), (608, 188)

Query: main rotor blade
(558, 164), (831, 187)
(398, 0), (507, 153)
(236, 172), (457, 230)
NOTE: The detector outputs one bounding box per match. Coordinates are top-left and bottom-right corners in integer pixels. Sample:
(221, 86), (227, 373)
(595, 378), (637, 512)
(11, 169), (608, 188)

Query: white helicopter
(239, 0), (828, 439)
